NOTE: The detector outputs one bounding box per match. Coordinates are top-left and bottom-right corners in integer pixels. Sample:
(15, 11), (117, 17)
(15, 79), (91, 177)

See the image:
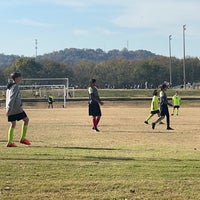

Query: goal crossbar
(22, 78), (69, 108)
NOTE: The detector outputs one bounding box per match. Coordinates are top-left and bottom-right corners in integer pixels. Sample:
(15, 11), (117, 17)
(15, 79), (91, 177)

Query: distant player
(48, 94), (54, 108)
(171, 91), (181, 116)
(6, 72), (31, 147)
(152, 83), (173, 130)
(88, 79), (104, 132)
(144, 90), (160, 124)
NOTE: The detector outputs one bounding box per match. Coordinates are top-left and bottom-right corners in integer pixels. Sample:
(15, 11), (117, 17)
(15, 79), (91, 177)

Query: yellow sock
(8, 127), (14, 144)
(21, 125), (28, 140)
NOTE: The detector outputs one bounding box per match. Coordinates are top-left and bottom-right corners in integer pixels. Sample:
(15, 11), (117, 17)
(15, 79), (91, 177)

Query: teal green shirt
(151, 95), (159, 111)
(172, 95), (181, 106)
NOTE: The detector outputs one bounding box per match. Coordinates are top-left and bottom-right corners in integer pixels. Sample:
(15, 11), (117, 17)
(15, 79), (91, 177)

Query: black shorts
(8, 111), (27, 122)
(174, 106), (180, 109)
(89, 102), (102, 116)
(160, 105), (169, 116)
(151, 110), (159, 115)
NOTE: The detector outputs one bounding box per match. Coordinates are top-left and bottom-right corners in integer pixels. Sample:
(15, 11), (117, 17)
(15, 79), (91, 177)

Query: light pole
(169, 35), (172, 86)
(127, 40), (129, 50)
(183, 25), (186, 89)
(35, 39), (38, 60)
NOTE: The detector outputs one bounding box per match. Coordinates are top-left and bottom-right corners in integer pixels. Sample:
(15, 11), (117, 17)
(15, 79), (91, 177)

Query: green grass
(0, 105), (200, 199)
(1, 146), (200, 200)
(73, 89), (200, 98)
(1, 88), (200, 100)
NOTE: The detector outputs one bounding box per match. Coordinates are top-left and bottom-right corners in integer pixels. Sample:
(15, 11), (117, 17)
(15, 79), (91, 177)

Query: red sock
(96, 117), (100, 126)
(92, 118), (97, 128)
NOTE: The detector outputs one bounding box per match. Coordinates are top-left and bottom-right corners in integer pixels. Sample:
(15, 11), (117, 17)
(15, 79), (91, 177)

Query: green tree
(4, 57), (43, 78)
(185, 57), (200, 83)
(0, 69), (6, 84)
(71, 60), (96, 88)
(39, 59), (72, 78)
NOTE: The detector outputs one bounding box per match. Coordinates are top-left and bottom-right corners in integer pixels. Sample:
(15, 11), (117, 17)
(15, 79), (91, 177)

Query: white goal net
(1, 78), (74, 108)
(22, 78), (70, 108)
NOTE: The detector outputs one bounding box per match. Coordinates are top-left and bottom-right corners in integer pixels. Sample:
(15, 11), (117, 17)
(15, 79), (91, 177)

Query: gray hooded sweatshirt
(6, 82), (23, 115)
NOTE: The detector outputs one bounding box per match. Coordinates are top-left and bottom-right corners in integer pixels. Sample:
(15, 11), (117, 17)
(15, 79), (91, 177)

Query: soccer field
(0, 102), (200, 200)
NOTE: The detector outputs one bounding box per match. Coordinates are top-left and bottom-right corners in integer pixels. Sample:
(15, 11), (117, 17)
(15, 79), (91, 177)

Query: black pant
(160, 105), (170, 128)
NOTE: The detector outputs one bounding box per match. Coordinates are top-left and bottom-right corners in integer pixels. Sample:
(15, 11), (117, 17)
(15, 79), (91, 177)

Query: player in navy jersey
(88, 79), (104, 132)
(152, 83), (173, 130)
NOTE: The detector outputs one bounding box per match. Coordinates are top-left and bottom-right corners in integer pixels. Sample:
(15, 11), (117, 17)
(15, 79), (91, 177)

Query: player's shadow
(0, 140), (8, 142)
(83, 156), (135, 161)
(55, 146), (119, 151)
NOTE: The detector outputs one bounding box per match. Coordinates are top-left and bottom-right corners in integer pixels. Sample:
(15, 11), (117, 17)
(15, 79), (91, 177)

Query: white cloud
(73, 27), (119, 36)
(39, 0), (127, 8)
(0, 0), (42, 6)
(111, 0), (200, 31)
(38, 0), (88, 8)
(48, 0), (200, 40)
(9, 18), (53, 27)
(73, 29), (90, 36)
(94, 27), (119, 36)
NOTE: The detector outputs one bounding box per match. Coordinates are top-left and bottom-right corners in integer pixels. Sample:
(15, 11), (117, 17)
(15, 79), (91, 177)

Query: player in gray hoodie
(6, 72), (31, 147)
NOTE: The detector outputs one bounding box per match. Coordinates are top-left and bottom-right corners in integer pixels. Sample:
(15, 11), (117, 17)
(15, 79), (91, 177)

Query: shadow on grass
(0, 140), (8, 142)
(107, 130), (176, 134)
(1, 146), (198, 162)
(27, 145), (120, 151)
(83, 156), (135, 161)
(1, 154), (200, 162)
(54, 146), (120, 151)
(1, 156), (136, 162)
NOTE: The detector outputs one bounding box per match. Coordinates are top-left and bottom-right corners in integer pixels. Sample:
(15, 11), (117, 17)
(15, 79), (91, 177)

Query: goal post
(21, 78), (69, 108)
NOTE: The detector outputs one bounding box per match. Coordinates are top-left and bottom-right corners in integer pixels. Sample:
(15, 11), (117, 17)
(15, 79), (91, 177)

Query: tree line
(0, 55), (200, 89)
(40, 48), (157, 64)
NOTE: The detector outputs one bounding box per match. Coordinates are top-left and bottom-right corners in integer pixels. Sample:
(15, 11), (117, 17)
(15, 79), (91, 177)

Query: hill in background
(39, 48), (158, 64)
(0, 48), (158, 69)
(0, 54), (20, 69)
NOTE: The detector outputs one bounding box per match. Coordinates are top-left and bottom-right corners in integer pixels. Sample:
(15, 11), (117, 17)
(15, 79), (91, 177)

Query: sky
(0, 0), (200, 58)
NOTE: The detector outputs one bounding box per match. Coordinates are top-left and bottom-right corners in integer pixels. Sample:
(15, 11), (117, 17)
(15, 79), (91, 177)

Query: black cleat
(152, 123), (156, 129)
(95, 128), (100, 132)
(144, 121), (148, 124)
(167, 127), (174, 130)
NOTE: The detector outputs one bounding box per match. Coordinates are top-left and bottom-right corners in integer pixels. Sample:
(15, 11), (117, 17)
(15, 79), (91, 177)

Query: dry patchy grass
(0, 102), (200, 200)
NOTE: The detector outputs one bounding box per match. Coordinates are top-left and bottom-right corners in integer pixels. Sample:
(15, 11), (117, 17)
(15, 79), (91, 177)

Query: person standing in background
(48, 94), (54, 108)
(171, 91), (181, 116)
(88, 79), (104, 132)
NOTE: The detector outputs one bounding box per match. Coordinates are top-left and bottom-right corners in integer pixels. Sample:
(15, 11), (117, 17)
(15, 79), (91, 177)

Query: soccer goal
(21, 78), (70, 108)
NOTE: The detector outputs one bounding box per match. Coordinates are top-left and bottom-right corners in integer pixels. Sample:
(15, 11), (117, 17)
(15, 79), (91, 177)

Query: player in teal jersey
(171, 91), (181, 116)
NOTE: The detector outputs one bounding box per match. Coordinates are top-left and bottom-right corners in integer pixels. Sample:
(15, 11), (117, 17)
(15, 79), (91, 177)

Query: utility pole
(169, 35), (172, 86)
(35, 39), (38, 60)
(183, 25), (186, 89)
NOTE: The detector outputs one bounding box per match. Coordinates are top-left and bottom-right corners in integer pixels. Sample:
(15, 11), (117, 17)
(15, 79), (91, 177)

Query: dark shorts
(160, 105), (169, 116)
(151, 110), (159, 115)
(89, 102), (102, 116)
(8, 111), (27, 122)
(174, 106), (180, 109)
